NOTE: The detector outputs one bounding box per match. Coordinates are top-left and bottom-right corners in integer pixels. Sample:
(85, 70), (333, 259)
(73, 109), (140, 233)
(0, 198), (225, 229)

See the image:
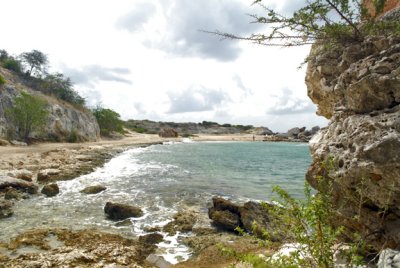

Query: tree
(41, 73), (85, 106)
(20, 50), (48, 77)
(92, 106), (124, 136)
(0, 49), (9, 62)
(207, 0), (397, 47)
(6, 92), (49, 142)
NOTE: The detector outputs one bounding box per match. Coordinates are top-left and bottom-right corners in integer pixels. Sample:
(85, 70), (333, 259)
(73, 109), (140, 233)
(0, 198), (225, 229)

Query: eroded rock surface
(104, 202), (144, 221)
(305, 32), (400, 250)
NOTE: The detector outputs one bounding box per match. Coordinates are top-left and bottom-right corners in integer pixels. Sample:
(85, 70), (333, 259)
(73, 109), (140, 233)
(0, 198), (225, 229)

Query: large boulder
(0, 175), (38, 194)
(305, 33), (400, 250)
(0, 199), (13, 218)
(41, 183), (60, 197)
(158, 128), (178, 138)
(208, 209), (241, 231)
(104, 202), (144, 220)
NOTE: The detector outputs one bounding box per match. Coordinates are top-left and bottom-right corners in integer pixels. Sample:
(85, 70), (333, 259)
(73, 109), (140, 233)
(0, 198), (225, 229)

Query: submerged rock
(139, 233), (163, 245)
(0, 199), (13, 218)
(104, 202), (144, 220)
(41, 183), (59, 197)
(80, 185), (107, 194)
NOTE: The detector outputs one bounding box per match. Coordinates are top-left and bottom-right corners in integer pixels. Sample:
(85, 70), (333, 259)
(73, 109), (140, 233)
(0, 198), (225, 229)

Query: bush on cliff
(92, 106), (124, 136)
(6, 91), (49, 142)
(0, 74), (5, 86)
(2, 57), (23, 73)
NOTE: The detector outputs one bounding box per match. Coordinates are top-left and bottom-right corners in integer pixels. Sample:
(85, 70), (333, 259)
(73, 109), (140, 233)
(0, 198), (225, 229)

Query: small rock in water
(139, 233), (164, 245)
(104, 202), (143, 220)
(4, 187), (23, 200)
(0, 199), (13, 218)
(41, 183), (60, 197)
(80, 185), (107, 194)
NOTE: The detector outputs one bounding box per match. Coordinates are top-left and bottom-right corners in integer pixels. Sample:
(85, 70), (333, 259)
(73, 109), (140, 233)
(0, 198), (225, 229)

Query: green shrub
(92, 106), (124, 136)
(0, 74), (5, 86)
(6, 91), (48, 142)
(2, 58), (22, 73)
(132, 127), (146, 133)
(67, 129), (79, 143)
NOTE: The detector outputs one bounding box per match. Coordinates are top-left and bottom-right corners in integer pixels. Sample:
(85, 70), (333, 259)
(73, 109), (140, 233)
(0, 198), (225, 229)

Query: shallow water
(0, 141), (311, 263)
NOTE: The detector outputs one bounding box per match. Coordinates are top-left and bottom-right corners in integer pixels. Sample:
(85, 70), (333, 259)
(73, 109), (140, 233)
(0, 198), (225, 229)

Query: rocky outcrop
(104, 202), (144, 220)
(0, 82), (100, 142)
(158, 128), (178, 138)
(208, 197), (283, 240)
(305, 33), (400, 250)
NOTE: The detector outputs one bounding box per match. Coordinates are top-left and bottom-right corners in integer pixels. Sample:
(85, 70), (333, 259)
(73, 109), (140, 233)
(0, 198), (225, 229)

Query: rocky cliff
(305, 10), (400, 250)
(0, 68), (100, 142)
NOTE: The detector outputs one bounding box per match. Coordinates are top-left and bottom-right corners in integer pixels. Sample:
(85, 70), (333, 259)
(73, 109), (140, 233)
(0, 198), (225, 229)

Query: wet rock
(104, 202), (144, 220)
(4, 187), (23, 200)
(37, 169), (61, 182)
(211, 197), (240, 214)
(146, 254), (172, 268)
(378, 248), (400, 268)
(139, 233), (163, 245)
(0, 199), (13, 218)
(163, 210), (198, 235)
(208, 209), (241, 232)
(80, 185), (107, 194)
(41, 183), (60, 197)
(0, 175), (38, 194)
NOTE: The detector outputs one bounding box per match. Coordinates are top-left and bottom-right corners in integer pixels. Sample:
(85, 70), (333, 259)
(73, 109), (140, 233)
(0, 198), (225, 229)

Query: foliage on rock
(91, 106), (124, 136)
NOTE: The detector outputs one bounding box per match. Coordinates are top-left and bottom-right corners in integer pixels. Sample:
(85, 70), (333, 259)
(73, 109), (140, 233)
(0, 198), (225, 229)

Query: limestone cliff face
(0, 85), (100, 142)
(305, 29), (400, 251)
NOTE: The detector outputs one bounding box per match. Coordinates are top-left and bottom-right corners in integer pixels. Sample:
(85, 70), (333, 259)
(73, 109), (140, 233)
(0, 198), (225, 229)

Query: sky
(0, 0), (328, 132)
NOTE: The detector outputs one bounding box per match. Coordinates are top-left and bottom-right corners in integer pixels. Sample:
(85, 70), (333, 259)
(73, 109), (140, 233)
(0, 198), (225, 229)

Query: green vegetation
(208, 0), (398, 48)
(6, 92), (49, 142)
(220, 158), (367, 267)
(92, 106), (124, 136)
(40, 73), (85, 106)
(0, 74), (5, 86)
(20, 50), (48, 77)
(0, 49), (86, 107)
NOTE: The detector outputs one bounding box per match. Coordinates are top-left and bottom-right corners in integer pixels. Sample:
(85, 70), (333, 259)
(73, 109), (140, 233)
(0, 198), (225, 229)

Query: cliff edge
(305, 8), (400, 250)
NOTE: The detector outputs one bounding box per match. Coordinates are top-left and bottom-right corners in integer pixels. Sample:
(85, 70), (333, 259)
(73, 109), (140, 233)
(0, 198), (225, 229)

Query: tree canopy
(20, 50), (48, 77)
(207, 0), (398, 47)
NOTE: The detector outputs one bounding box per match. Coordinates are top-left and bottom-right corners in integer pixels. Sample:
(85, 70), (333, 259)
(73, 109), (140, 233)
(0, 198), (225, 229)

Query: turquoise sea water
(0, 141), (311, 263)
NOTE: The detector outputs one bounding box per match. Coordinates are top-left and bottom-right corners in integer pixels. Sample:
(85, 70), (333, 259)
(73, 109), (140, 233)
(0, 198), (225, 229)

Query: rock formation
(305, 19), (400, 250)
(104, 202), (144, 220)
(0, 74), (100, 142)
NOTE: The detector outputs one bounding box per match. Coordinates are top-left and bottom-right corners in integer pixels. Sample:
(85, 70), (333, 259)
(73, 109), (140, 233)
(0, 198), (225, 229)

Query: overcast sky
(0, 0), (327, 132)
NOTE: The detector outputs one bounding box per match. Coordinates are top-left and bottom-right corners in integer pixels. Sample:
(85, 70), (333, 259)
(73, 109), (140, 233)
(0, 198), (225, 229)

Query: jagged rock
(104, 202), (144, 220)
(0, 199), (13, 218)
(158, 128), (178, 138)
(80, 185), (106, 194)
(37, 169), (61, 182)
(208, 209), (241, 231)
(163, 210), (197, 235)
(305, 32), (400, 250)
(378, 249), (400, 268)
(288, 127), (301, 139)
(0, 85), (100, 141)
(0, 175), (38, 194)
(139, 233), (163, 245)
(41, 183), (59, 197)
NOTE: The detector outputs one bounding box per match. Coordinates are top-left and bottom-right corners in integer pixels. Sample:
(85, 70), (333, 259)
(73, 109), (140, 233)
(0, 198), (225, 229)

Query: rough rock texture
(0, 175), (38, 194)
(305, 34), (400, 250)
(0, 77), (100, 142)
(158, 128), (178, 138)
(0, 199), (13, 218)
(80, 185), (107, 194)
(378, 249), (400, 268)
(104, 202), (144, 220)
(41, 183), (60, 197)
(162, 210), (198, 236)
